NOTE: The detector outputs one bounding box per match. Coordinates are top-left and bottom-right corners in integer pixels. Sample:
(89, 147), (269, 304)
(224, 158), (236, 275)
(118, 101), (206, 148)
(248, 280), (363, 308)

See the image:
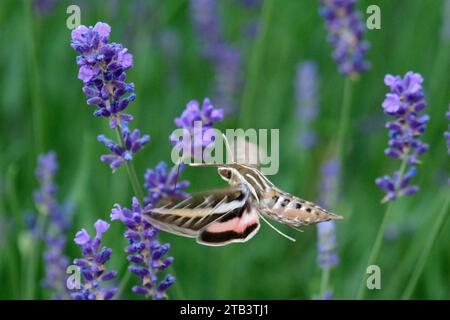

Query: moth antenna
(258, 213), (296, 242)
(171, 159), (183, 193)
(222, 133), (235, 164)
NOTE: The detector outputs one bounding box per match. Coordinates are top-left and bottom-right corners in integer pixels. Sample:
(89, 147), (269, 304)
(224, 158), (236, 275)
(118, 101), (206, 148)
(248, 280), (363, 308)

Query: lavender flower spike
(314, 157), (340, 300)
(111, 198), (175, 299)
(317, 221), (339, 269)
(190, 0), (242, 113)
(316, 157), (340, 269)
(295, 61), (319, 149)
(72, 220), (118, 300)
(319, 0), (370, 76)
(34, 151), (71, 299)
(34, 152), (58, 215)
(144, 161), (190, 206)
(170, 98), (224, 160)
(376, 71), (429, 202)
(71, 22), (135, 129)
(71, 22), (150, 174)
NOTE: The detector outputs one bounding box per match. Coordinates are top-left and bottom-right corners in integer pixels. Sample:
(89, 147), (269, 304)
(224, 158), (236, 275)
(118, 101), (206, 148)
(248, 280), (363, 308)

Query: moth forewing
(142, 186), (262, 246)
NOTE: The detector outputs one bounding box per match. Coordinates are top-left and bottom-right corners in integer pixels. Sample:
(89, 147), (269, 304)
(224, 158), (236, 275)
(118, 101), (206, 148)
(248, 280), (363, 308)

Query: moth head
(190, 163), (244, 185)
(217, 166), (243, 185)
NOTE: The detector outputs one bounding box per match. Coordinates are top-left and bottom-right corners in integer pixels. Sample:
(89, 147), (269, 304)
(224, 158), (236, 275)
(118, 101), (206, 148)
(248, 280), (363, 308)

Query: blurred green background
(0, 0), (449, 299)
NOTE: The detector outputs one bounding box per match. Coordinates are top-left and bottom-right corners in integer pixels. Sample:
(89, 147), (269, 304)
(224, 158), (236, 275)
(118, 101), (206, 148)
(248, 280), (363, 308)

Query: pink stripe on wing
(206, 208), (259, 233)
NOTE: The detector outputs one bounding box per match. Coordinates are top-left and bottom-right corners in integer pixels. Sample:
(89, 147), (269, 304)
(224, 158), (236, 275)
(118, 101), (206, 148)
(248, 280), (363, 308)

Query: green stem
(114, 126), (144, 201)
(336, 77), (354, 162)
(355, 201), (393, 300)
(115, 270), (132, 299)
(0, 169), (19, 298)
(112, 123), (145, 298)
(168, 264), (186, 300)
(113, 125), (146, 298)
(401, 193), (450, 299)
(319, 267), (331, 299)
(25, 210), (47, 299)
(356, 157), (409, 299)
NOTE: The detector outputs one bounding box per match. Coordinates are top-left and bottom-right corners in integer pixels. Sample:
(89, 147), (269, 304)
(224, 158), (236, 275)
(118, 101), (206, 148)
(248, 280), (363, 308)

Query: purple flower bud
(132, 286), (150, 296)
(71, 220), (117, 300)
(129, 265), (149, 276)
(96, 247), (112, 264)
(157, 275), (175, 292)
(103, 288), (118, 300)
(127, 255), (144, 264)
(94, 219), (110, 240)
(74, 229), (90, 245)
(100, 271), (117, 281)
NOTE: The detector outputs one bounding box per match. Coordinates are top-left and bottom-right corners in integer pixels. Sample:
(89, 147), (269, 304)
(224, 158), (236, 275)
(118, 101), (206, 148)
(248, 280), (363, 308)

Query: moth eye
(219, 168), (232, 180)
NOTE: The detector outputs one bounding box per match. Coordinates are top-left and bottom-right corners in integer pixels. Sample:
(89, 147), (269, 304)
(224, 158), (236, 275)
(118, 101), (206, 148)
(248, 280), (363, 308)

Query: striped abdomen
(260, 189), (343, 227)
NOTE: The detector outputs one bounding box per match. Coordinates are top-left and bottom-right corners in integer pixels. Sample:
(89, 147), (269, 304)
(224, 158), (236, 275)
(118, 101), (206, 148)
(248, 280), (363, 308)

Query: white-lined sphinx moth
(143, 161), (343, 246)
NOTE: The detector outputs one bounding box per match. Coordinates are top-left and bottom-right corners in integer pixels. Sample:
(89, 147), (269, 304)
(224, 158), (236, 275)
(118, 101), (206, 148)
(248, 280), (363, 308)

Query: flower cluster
(72, 220), (117, 300)
(34, 152), (58, 216)
(376, 72), (429, 202)
(239, 0), (261, 9)
(144, 161), (190, 206)
(71, 22), (135, 128)
(34, 152), (71, 299)
(442, 0), (450, 41)
(295, 61), (319, 149)
(111, 198), (175, 299)
(316, 157), (340, 270)
(190, 0), (221, 59)
(98, 126), (150, 171)
(34, 0), (57, 15)
(376, 167), (419, 202)
(71, 22), (148, 172)
(319, 0), (370, 76)
(190, 0), (242, 113)
(317, 221), (339, 269)
(170, 98), (224, 160)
